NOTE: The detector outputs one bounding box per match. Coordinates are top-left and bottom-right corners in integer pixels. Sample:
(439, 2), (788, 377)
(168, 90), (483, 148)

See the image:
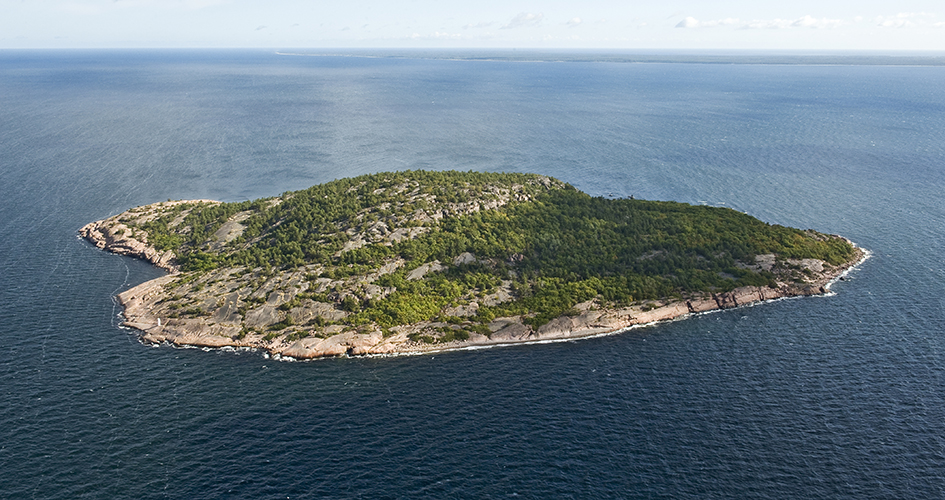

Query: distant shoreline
(275, 50), (945, 67)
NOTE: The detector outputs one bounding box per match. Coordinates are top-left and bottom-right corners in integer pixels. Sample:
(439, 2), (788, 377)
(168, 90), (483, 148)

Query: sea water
(0, 49), (943, 499)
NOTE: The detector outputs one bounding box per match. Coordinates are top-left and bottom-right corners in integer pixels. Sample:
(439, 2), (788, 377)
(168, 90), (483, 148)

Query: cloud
(255, 25), (266, 31)
(567, 17), (582, 28)
(501, 12), (543, 29)
(463, 21), (495, 29)
(790, 15), (845, 28)
(742, 16), (845, 29)
(741, 18), (790, 29)
(675, 17), (739, 28)
(676, 15), (845, 30)
(876, 12), (936, 28)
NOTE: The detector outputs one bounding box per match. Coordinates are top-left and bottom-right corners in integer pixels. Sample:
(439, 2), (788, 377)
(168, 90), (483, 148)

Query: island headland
(80, 171), (864, 359)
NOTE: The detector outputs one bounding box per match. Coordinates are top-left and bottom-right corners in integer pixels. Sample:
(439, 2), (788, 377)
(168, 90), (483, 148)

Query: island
(80, 171), (864, 359)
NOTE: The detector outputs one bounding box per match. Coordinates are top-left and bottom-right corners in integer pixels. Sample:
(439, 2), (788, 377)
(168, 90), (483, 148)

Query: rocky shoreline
(78, 199), (219, 273)
(81, 200), (866, 360)
(119, 252), (865, 359)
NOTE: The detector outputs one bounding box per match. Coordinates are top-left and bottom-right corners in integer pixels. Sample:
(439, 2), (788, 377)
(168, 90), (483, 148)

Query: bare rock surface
(406, 260), (446, 280)
(78, 199), (219, 272)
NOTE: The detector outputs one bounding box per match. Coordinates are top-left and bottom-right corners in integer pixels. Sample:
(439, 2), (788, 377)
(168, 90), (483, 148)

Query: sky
(3, 0), (945, 51)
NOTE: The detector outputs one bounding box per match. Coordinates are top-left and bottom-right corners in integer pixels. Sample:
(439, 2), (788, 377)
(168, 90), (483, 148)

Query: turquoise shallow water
(0, 50), (943, 499)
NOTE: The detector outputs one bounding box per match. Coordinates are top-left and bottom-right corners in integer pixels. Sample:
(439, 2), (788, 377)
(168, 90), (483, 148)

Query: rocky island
(80, 171), (863, 359)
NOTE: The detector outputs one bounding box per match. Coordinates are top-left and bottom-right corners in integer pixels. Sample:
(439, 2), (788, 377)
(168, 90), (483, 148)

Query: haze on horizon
(3, 0), (944, 52)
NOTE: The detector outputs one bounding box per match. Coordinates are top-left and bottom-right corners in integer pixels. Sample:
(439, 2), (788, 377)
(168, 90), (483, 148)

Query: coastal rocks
(244, 305), (282, 328)
(277, 331), (384, 359)
(79, 219), (178, 272)
(79, 199), (219, 273)
(117, 274), (179, 313)
(714, 291), (739, 309)
(211, 292), (242, 323)
(144, 328), (241, 348)
(113, 251), (862, 359)
(114, 247), (860, 359)
(537, 313), (610, 338)
(489, 321), (532, 341)
(787, 258), (825, 273)
(687, 297), (719, 313)
(712, 287), (771, 309)
(631, 301), (692, 324)
(290, 302), (347, 324)
(107, 245), (863, 360)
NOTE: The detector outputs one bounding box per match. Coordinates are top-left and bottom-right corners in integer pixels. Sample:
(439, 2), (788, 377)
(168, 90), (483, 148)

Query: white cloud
(567, 17), (582, 28)
(431, 31), (463, 40)
(677, 15), (845, 30)
(463, 22), (495, 30)
(875, 12), (936, 28)
(790, 15), (845, 29)
(501, 12), (543, 29)
(675, 17), (739, 28)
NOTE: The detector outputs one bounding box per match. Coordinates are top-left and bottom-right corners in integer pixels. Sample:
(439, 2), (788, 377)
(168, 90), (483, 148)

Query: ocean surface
(1, 49), (943, 499)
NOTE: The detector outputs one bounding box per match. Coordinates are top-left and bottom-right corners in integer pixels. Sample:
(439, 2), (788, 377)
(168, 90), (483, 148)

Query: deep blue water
(1, 50), (943, 499)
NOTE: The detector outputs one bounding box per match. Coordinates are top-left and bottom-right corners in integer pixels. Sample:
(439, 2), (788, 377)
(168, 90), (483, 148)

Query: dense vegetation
(122, 170), (856, 332)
